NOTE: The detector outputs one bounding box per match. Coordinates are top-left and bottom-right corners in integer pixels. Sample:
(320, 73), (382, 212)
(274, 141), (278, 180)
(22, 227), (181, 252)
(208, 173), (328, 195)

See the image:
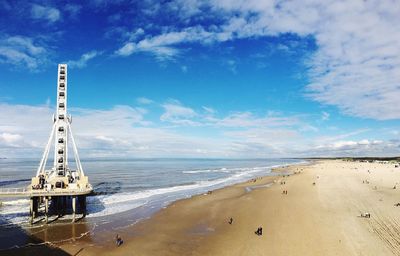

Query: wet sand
(6, 160), (400, 255)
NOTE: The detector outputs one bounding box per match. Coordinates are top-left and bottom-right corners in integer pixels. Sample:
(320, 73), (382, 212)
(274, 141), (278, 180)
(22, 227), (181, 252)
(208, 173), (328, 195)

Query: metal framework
(36, 64), (85, 182)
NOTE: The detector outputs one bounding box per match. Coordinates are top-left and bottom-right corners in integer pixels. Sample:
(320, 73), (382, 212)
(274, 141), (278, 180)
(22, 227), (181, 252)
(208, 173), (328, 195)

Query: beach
(3, 159), (400, 255)
(54, 160), (400, 255)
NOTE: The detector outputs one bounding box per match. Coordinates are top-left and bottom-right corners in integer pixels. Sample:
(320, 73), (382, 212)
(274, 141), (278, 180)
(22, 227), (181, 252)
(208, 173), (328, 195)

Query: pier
(0, 64), (92, 224)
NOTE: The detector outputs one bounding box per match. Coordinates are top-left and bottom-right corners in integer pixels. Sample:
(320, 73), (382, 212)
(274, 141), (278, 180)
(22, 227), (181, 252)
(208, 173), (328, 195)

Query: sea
(0, 158), (304, 249)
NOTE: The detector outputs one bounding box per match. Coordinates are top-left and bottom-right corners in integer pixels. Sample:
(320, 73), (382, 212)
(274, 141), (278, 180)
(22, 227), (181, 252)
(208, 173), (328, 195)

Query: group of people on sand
(282, 190), (288, 195)
(360, 212), (371, 218)
(228, 217), (263, 236)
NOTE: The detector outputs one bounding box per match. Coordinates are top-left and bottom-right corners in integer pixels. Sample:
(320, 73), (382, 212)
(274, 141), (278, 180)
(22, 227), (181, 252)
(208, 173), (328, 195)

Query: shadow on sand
(0, 218), (71, 256)
(0, 198), (97, 256)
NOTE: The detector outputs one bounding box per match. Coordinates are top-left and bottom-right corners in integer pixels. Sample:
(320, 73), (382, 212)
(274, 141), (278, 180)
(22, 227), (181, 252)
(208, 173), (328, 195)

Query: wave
(182, 166), (265, 174)
(0, 179), (30, 187)
(93, 181), (122, 195)
(182, 168), (231, 174)
(1, 199), (30, 206)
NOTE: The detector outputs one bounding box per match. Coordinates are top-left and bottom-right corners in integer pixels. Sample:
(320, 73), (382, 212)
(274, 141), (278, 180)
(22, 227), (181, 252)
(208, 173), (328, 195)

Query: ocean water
(0, 158), (303, 229)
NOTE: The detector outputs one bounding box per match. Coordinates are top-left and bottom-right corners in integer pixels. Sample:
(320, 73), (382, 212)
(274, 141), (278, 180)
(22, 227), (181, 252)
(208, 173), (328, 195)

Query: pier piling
(30, 198), (34, 224)
(72, 196), (76, 222)
(79, 195), (87, 217)
(45, 197), (49, 223)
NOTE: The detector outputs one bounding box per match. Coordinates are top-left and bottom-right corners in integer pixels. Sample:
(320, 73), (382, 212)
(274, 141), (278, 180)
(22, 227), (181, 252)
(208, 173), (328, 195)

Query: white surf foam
(86, 165), (277, 218)
(1, 199), (30, 206)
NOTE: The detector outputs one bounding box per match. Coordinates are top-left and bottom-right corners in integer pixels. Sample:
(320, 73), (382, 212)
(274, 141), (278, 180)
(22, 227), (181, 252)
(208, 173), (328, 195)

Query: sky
(0, 0), (400, 159)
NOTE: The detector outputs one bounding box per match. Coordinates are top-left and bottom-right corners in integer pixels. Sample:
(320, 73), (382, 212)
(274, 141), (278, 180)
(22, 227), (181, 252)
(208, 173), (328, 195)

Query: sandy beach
(5, 160), (400, 255)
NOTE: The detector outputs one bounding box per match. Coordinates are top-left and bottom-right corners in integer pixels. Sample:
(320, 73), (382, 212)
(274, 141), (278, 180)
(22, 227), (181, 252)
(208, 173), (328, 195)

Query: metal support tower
(35, 64), (85, 182)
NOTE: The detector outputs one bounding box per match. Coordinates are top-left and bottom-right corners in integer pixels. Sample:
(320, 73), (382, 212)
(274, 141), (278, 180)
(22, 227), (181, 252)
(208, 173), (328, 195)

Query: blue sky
(0, 0), (399, 158)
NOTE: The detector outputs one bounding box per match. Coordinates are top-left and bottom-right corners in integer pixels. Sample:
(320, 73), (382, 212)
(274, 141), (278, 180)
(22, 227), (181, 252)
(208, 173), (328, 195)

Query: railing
(0, 187), (27, 195)
(0, 186), (93, 197)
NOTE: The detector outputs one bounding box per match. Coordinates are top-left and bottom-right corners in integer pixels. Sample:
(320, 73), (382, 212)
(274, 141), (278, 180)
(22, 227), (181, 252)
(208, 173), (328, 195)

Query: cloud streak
(31, 4), (60, 23)
(160, 100), (199, 125)
(0, 36), (49, 70)
(67, 51), (101, 69)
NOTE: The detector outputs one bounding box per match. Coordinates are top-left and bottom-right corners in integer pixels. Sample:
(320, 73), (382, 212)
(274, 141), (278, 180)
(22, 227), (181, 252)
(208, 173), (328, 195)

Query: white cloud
(116, 42), (135, 56)
(127, 28), (145, 40)
(0, 132), (23, 147)
(311, 139), (391, 157)
(158, 101), (310, 133)
(0, 36), (48, 70)
(115, 26), (214, 60)
(214, 0), (400, 120)
(136, 97), (153, 105)
(321, 111), (330, 121)
(67, 51), (101, 69)
(116, 0), (400, 120)
(314, 129), (370, 145)
(160, 100), (199, 125)
(31, 4), (60, 23)
(212, 112), (299, 128)
(0, 103), (229, 158)
(71, 105), (151, 133)
(225, 128), (300, 146)
(0, 103), (53, 153)
(65, 4), (82, 19)
(116, 42), (179, 61)
(0, 102), (399, 158)
(202, 106), (215, 114)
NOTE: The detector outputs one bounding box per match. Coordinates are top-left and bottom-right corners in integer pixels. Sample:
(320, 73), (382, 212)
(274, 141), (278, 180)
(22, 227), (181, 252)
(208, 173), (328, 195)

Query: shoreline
(0, 160), (304, 254)
(5, 159), (400, 255)
(58, 162), (310, 255)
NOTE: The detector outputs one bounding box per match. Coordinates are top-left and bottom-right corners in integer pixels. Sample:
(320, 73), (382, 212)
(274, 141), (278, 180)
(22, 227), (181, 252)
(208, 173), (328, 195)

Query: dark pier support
(33, 198), (38, 218)
(29, 198), (33, 224)
(27, 193), (89, 225)
(62, 196), (67, 215)
(79, 195), (87, 217)
(72, 196), (76, 222)
(29, 197), (35, 224)
(56, 196), (61, 217)
(45, 196), (49, 223)
(29, 197), (39, 224)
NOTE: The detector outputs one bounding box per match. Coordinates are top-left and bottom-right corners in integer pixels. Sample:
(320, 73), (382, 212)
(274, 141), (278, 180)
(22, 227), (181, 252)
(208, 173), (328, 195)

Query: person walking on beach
(115, 234), (123, 247)
(255, 227), (263, 236)
(228, 217), (233, 224)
